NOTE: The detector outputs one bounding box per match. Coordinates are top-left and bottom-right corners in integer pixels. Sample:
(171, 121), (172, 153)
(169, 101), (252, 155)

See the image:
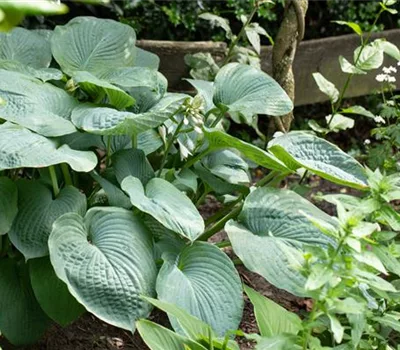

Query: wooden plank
(138, 29), (400, 106)
(261, 29), (400, 106)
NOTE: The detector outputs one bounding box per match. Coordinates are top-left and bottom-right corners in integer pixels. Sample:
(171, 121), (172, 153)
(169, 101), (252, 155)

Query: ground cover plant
(1, 1), (400, 349)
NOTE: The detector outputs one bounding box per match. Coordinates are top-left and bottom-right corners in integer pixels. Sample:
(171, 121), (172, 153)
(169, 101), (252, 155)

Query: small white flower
(388, 76), (396, 83)
(398, 61), (400, 66)
(376, 74), (386, 82)
(383, 66), (397, 74)
(364, 139), (371, 145)
(374, 115), (386, 124)
(387, 100), (395, 106)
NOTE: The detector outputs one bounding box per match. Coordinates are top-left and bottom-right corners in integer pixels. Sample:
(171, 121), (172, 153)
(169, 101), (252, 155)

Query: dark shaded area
(24, 0), (400, 42)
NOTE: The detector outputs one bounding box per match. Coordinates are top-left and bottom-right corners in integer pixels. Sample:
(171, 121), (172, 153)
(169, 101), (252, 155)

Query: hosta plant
(0, 14), (393, 350)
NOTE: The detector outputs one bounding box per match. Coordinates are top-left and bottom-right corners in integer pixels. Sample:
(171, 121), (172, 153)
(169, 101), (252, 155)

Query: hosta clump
(0, 15), (377, 349)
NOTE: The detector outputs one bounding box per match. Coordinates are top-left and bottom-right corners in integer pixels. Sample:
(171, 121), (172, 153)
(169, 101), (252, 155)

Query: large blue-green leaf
(0, 123), (97, 172)
(30, 257), (85, 326)
(134, 47), (160, 69)
(111, 148), (154, 185)
(0, 176), (17, 235)
(0, 59), (63, 81)
(0, 258), (51, 346)
(0, 70), (77, 136)
(49, 207), (157, 331)
(122, 176), (204, 241)
(213, 63), (293, 118)
(71, 93), (188, 135)
(51, 17), (136, 76)
(8, 181), (86, 260)
(0, 27), (51, 68)
(268, 131), (368, 189)
(204, 128), (289, 173)
(156, 242), (243, 336)
(225, 187), (337, 296)
(73, 71), (135, 110)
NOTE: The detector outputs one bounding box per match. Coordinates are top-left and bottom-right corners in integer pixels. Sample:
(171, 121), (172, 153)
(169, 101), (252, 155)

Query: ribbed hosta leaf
(0, 27), (51, 68)
(0, 258), (51, 346)
(8, 181), (86, 260)
(112, 149), (155, 185)
(213, 63), (293, 118)
(73, 71), (135, 110)
(134, 47), (160, 69)
(49, 207), (157, 331)
(71, 93), (188, 135)
(225, 187), (337, 296)
(102, 67), (167, 113)
(122, 176), (204, 241)
(0, 70), (77, 136)
(268, 131), (368, 189)
(30, 257), (85, 326)
(0, 177), (17, 235)
(156, 242), (243, 336)
(51, 17), (136, 76)
(0, 60), (63, 81)
(0, 123), (97, 172)
(204, 128), (289, 172)
(202, 150), (250, 185)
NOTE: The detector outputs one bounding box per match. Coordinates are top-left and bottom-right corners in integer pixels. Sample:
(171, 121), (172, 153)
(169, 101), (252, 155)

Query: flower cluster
(374, 115), (386, 124)
(182, 95), (204, 134)
(376, 64), (399, 83)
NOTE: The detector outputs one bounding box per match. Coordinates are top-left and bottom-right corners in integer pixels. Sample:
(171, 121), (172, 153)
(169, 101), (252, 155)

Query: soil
(0, 174), (359, 350)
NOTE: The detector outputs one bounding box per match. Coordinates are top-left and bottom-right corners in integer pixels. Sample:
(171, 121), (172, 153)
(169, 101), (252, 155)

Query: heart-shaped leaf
(30, 257), (85, 326)
(51, 17), (136, 76)
(225, 187), (337, 296)
(268, 131), (368, 189)
(122, 176), (204, 241)
(0, 27), (51, 68)
(204, 128), (289, 172)
(0, 70), (78, 136)
(71, 93), (188, 136)
(49, 207), (157, 331)
(134, 47), (160, 69)
(8, 180), (86, 260)
(213, 63), (293, 118)
(0, 177), (17, 235)
(156, 242), (243, 336)
(0, 123), (97, 172)
(0, 258), (51, 345)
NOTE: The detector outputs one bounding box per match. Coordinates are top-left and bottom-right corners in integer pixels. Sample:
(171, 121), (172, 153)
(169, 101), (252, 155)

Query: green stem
(222, 3), (259, 66)
(131, 133), (138, 149)
(205, 195), (244, 226)
(157, 119), (185, 177)
(216, 240), (231, 248)
(183, 149), (211, 169)
(61, 163), (73, 186)
(299, 170), (309, 185)
(106, 136), (112, 167)
(210, 110), (225, 128)
(255, 170), (280, 187)
(199, 205), (243, 241)
(302, 301), (319, 350)
(327, 9), (384, 126)
(49, 166), (60, 197)
(195, 187), (210, 207)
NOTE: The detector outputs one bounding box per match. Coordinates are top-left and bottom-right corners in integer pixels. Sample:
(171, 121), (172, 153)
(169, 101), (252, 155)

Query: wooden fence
(138, 29), (400, 106)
